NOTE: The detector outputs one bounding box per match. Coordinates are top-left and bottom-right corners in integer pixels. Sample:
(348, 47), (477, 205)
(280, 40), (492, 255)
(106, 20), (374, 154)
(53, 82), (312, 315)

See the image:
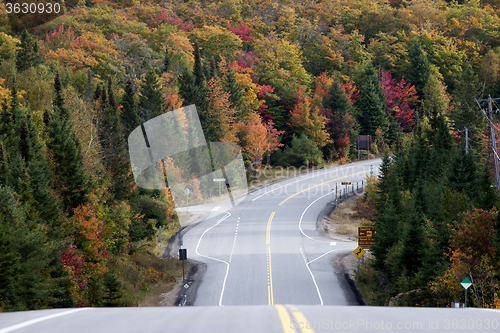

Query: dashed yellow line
(267, 212), (275, 305)
(278, 169), (374, 206)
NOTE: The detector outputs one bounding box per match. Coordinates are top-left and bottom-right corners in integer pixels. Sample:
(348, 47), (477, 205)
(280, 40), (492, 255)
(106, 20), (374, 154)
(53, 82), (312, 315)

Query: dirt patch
(320, 193), (372, 305)
(159, 259), (206, 306)
(331, 252), (367, 305)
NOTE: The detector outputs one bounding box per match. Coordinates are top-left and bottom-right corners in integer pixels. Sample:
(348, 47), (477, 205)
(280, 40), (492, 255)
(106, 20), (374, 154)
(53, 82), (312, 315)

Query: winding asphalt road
(183, 158), (381, 306)
(3, 159), (500, 332)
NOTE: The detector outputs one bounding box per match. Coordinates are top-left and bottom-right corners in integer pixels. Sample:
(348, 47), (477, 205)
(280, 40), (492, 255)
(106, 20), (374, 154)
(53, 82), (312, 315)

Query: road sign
(184, 188), (190, 195)
(461, 278), (472, 289)
(461, 277), (472, 308)
(179, 248), (187, 261)
(213, 178), (226, 182)
(353, 246), (365, 258)
(358, 226), (375, 248)
(341, 182), (351, 185)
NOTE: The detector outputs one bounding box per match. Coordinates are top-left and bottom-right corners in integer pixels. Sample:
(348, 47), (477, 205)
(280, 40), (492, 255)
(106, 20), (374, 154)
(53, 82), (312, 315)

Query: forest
(1, 0), (500, 310)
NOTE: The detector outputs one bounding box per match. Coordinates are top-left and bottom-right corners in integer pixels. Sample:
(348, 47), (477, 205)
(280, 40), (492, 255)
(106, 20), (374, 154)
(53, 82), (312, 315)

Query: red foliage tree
(380, 71), (418, 131)
(227, 24), (255, 43)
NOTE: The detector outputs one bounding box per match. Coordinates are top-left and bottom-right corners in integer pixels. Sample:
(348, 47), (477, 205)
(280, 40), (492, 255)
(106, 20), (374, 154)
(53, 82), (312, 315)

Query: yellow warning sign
(353, 246), (365, 258)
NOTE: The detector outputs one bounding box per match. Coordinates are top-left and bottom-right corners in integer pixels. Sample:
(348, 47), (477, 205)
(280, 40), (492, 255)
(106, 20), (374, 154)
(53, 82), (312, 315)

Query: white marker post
(461, 278), (472, 308)
(185, 187), (190, 212)
(213, 178), (226, 197)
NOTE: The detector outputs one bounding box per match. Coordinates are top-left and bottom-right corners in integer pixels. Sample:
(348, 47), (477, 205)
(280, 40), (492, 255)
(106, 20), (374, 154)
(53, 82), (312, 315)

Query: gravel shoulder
(317, 194), (368, 305)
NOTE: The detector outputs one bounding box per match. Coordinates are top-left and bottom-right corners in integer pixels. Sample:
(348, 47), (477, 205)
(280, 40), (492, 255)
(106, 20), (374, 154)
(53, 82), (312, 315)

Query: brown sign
(341, 182), (351, 185)
(358, 227), (375, 248)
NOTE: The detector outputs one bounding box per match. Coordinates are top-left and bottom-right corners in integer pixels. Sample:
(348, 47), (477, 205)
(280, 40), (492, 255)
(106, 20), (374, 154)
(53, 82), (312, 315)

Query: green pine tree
(0, 212), (21, 311)
(46, 73), (88, 212)
(356, 64), (387, 136)
(120, 80), (140, 136)
(323, 78), (355, 160)
(101, 77), (133, 201)
(138, 66), (165, 121)
(451, 60), (485, 151)
(224, 67), (244, 119)
(405, 39), (431, 100)
(193, 43), (205, 87)
(161, 45), (170, 73)
(102, 271), (123, 307)
(15, 30), (41, 72)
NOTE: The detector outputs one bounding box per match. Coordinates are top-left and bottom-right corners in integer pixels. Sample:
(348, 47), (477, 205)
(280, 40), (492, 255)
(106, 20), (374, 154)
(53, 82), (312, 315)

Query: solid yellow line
(266, 212), (275, 305)
(275, 305), (296, 333)
(291, 311), (315, 333)
(278, 170), (371, 206)
(269, 246), (274, 305)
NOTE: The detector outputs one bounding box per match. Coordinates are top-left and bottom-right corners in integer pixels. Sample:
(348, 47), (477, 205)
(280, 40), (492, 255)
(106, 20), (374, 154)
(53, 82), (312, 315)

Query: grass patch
(329, 196), (374, 239)
(110, 242), (183, 307)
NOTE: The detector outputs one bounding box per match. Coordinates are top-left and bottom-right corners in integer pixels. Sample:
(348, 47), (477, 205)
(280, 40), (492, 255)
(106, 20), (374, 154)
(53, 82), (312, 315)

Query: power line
(476, 96), (500, 191)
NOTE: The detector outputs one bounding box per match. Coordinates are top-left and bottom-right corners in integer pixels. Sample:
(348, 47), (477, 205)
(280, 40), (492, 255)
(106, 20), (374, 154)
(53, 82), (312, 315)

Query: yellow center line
(275, 305), (296, 333)
(278, 169), (375, 206)
(267, 212), (275, 305)
(291, 310), (315, 333)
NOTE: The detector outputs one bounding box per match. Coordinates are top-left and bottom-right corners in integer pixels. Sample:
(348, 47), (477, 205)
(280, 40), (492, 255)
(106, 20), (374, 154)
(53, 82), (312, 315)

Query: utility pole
(489, 96), (500, 191)
(476, 96), (500, 191)
(457, 127), (477, 154)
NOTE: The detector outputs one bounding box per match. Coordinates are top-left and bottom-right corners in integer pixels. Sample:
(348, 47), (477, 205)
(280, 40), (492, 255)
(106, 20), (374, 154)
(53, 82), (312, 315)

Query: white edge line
(299, 191), (333, 241)
(252, 161), (380, 201)
(195, 212), (231, 306)
(300, 248), (324, 306)
(308, 249), (338, 265)
(0, 308), (88, 333)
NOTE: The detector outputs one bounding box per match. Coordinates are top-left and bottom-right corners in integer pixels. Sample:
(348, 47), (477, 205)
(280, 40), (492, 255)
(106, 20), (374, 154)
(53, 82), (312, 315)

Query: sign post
(184, 187), (190, 212)
(179, 248), (187, 284)
(213, 178), (226, 197)
(461, 278), (472, 308)
(353, 246), (366, 280)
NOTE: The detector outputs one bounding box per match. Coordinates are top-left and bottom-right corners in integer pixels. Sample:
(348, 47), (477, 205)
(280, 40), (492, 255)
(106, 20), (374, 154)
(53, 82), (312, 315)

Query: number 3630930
(5, 2), (61, 14)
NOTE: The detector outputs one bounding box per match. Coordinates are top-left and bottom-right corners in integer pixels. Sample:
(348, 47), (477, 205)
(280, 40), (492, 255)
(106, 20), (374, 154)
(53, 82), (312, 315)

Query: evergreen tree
(100, 78), (133, 201)
(46, 73), (88, 212)
(451, 61), (485, 151)
(400, 185), (426, 275)
(161, 46), (170, 73)
(138, 66), (165, 121)
(323, 78), (355, 160)
(0, 84), (24, 157)
(356, 64), (387, 136)
(405, 39), (431, 100)
(427, 114), (454, 178)
(120, 80), (140, 136)
(224, 67), (244, 119)
(0, 212), (21, 311)
(102, 271), (123, 307)
(26, 136), (62, 225)
(372, 156), (402, 269)
(193, 43), (205, 87)
(15, 30), (41, 72)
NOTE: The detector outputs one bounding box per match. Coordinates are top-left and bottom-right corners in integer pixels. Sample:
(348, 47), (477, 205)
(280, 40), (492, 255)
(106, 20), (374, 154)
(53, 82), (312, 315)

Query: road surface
(3, 159), (500, 332)
(182, 159), (381, 306)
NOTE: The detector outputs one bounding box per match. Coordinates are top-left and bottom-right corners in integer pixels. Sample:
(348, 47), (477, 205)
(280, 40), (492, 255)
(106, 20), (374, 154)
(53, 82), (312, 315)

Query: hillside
(1, 0), (500, 309)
